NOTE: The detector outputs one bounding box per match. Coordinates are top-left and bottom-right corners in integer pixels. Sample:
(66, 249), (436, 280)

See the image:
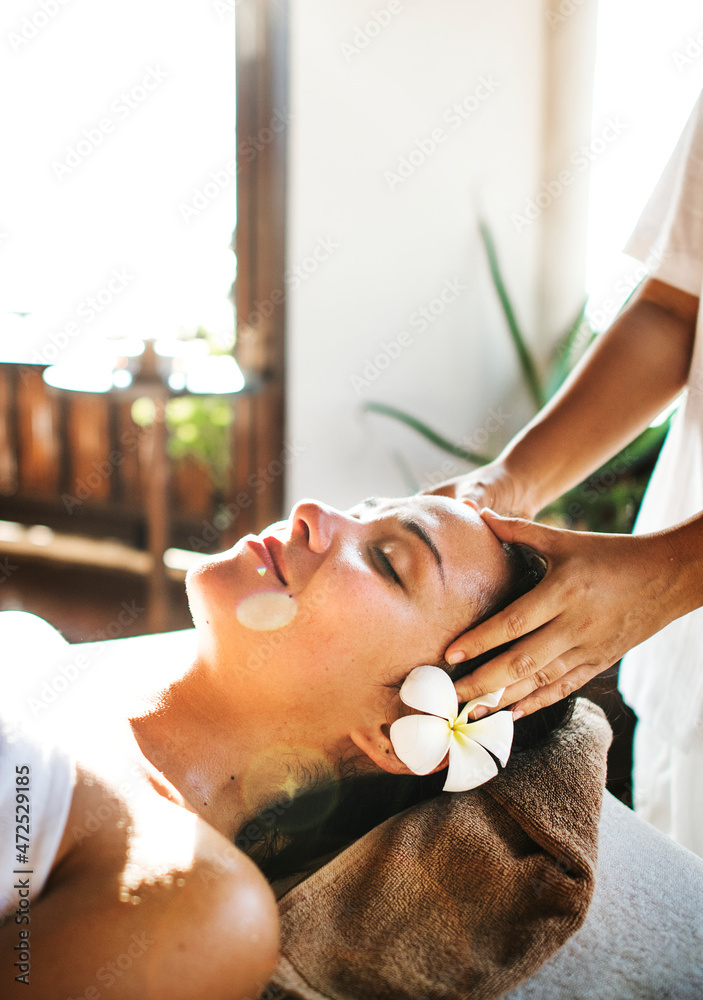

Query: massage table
(504, 789), (703, 999)
(10, 618), (703, 999)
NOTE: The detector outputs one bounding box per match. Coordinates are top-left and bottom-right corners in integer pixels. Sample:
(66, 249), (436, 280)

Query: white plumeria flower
(389, 665), (514, 792)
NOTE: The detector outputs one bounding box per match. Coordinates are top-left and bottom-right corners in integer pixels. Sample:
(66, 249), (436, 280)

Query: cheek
(273, 577), (420, 683)
(188, 552), (300, 635)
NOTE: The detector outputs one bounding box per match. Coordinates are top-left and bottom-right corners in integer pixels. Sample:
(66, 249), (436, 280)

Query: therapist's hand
(425, 460), (538, 520)
(447, 510), (681, 718)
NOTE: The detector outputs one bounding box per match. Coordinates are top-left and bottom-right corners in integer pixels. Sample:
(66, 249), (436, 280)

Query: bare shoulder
(0, 763), (279, 1000)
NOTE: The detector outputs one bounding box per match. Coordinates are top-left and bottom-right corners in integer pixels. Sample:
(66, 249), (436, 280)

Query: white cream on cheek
(234, 536), (393, 634)
(236, 591), (298, 630)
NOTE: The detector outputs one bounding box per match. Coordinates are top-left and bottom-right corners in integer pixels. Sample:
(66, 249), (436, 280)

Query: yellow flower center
(447, 716), (472, 743)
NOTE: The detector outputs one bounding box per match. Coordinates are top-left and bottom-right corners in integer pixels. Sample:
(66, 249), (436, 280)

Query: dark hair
(236, 541), (574, 883)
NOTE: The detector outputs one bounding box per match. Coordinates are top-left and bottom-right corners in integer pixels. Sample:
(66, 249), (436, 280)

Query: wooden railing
(0, 362), (225, 549)
(0, 0), (291, 629)
(0, 360), (288, 629)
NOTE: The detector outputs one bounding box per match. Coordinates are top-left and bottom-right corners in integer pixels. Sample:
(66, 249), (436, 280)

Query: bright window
(586, 0), (703, 328)
(0, 1), (237, 360)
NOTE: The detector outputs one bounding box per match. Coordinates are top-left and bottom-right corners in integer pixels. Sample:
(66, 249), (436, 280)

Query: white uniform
(618, 90), (703, 857)
(0, 613), (76, 918)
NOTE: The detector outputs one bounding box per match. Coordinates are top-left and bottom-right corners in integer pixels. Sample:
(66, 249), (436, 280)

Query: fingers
(453, 624), (565, 705)
(462, 656), (603, 720)
(508, 661), (607, 718)
(460, 497), (481, 512)
(423, 482), (457, 499)
(447, 514), (606, 710)
(445, 513), (584, 668)
(486, 651), (587, 711)
(445, 582), (561, 666)
(479, 508), (559, 548)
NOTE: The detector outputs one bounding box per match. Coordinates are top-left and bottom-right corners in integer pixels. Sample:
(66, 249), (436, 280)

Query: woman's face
(185, 495), (510, 764)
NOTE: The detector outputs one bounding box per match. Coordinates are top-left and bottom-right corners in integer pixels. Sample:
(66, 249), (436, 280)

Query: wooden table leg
(145, 395), (170, 632)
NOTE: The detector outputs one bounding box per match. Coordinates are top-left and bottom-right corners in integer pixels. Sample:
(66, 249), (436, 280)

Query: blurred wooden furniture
(0, 0), (291, 630)
(0, 360), (268, 630)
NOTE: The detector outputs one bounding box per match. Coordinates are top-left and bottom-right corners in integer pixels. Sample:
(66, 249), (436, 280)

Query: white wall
(586, 0), (703, 327)
(284, 0), (592, 510)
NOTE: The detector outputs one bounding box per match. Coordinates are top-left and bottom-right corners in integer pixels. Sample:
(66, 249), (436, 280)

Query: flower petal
(457, 711), (514, 767)
(456, 687), (505, 724)
(399, 665), (457, 720)
(390, 714), (451, 775)
(443, 735), (498, 792)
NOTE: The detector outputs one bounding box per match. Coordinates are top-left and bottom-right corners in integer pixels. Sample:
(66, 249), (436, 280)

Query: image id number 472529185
(12, 765), (32, 986)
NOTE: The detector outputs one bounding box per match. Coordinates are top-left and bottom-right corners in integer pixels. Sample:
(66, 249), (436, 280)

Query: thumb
(480, 508), (556, 549)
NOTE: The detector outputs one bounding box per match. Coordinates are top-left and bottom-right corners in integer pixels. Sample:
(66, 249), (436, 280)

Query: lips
(263, 535), (288, 586)
(247, 537), (288, 586)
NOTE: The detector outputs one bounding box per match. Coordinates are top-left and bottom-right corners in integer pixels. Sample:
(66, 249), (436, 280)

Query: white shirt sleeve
(623, 90), (703, 298)
(0, 719), (75, 919)
(618, 91), (703, 747)
(0, 612), (76, 918)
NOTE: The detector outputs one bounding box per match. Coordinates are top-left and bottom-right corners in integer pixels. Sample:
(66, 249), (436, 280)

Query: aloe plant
(363, 401), (492, 466)
(364, 221), (671, 532)
(478, 220), (547, 410)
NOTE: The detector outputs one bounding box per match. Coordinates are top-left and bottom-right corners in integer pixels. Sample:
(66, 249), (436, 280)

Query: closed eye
(372, 546), (402, 587)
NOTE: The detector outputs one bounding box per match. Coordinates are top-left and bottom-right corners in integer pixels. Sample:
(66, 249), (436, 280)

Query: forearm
(498, 279), (698, 516)
(657, 510), (703, 622)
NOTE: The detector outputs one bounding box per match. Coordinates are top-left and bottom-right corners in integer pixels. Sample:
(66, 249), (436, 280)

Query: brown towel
(270, 698), (612, 1000)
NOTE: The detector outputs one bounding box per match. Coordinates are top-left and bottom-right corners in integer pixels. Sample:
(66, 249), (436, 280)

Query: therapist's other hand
(447, 510), (679, 718)
(425, 460), (536, 520)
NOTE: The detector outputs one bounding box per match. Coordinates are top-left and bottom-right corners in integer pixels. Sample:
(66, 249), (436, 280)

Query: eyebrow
(363, 498), (445, 585)
(397, 514), (445, 585)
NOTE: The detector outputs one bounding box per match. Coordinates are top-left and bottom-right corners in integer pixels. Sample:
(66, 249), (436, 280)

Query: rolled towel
(270, 698), (611, 1000)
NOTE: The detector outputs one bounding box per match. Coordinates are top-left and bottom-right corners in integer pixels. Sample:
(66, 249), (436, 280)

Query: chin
(184, 546), (239, 627)
(184, 564), (209, 632)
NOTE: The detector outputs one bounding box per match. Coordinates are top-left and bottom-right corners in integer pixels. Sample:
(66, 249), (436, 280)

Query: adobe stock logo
(544, 0), (589, 29)
(384, 75), (500, 192)
(671, 27), (703, 72)
(7, 0), (72, 53)
(0, 557), (18, 584)
(511, 116), (627, 233)
(178, 109), (292, 223)
(339, 2), (404, 62)
(30, 268), (134, 365)
(51, 67), (169, 180)
(351, 277), (465, 393)
(212, 0), (241, 18)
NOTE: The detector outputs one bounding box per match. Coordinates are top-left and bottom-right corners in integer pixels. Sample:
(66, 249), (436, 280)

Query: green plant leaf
(617, 420), (671, 466)
(175, 422), (199, 444)
(540, 417), (672, 531)
(478, 220), (546, 409)
(364, 401), (493, 465)
(166, 396), (197, 423)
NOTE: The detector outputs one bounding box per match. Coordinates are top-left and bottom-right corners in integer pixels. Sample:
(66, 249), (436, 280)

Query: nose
(289, 499), (351, 555)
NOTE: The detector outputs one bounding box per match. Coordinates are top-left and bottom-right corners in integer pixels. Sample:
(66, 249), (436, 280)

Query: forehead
(351, 494), (508, 592)
(352, 493), (480, 532)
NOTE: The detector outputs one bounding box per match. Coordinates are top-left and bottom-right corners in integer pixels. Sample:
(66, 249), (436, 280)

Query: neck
(128, 650), (317, 840)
